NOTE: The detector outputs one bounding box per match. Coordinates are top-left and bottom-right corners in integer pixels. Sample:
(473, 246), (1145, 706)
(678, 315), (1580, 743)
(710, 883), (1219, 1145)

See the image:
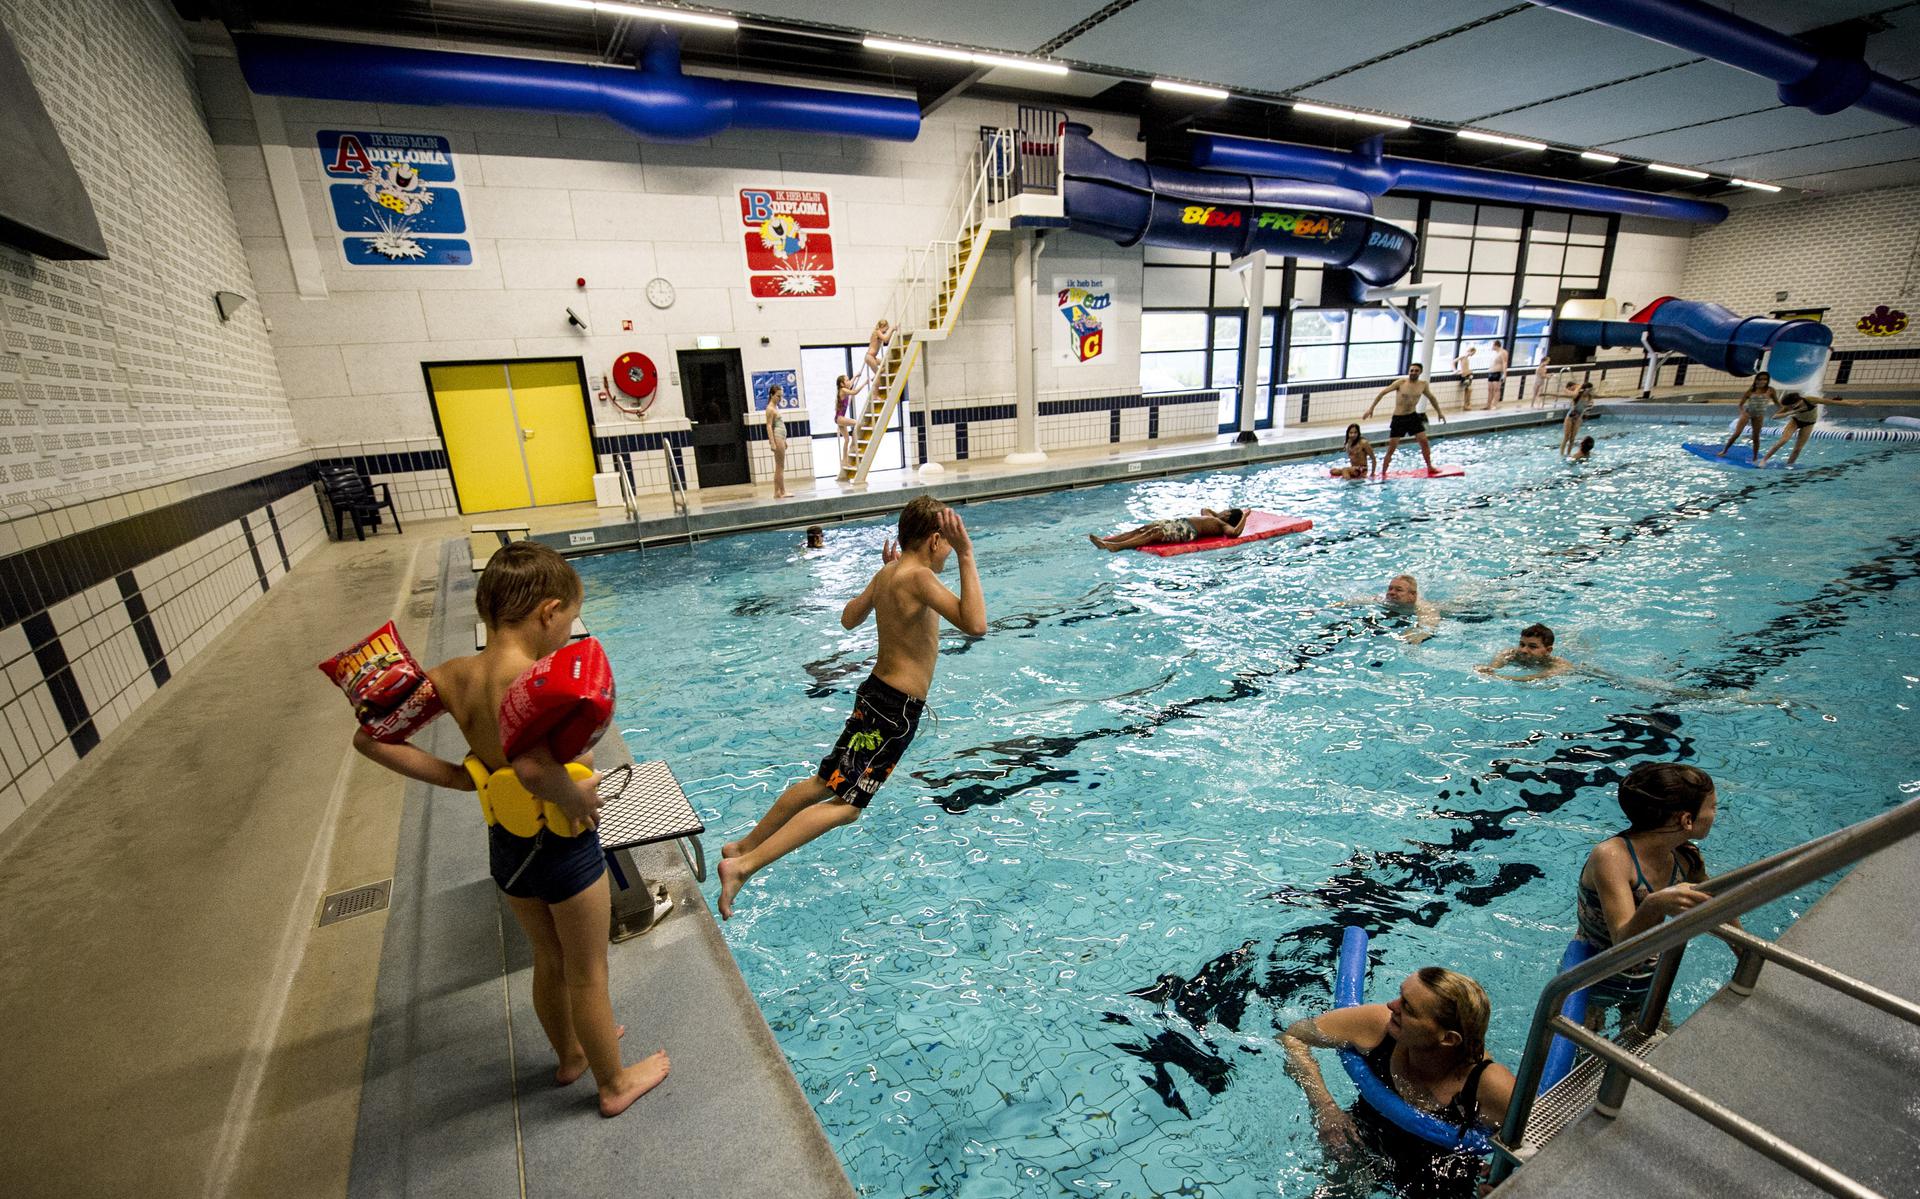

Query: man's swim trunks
(818, 673), (926, 808)
(1148, 518), (1197, 544)
(1389, 412), (1428, 438)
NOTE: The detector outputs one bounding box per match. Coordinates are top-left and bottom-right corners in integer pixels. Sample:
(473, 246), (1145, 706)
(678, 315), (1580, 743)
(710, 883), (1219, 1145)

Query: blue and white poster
(752, 370), (798, 410)
(318, 130), (472, 267)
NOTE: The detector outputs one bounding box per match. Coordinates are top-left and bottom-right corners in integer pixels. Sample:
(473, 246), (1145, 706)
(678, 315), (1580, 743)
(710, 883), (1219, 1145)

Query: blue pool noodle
(1332, 928), (1495, 1155)
(1536, 938), (1596, 1092)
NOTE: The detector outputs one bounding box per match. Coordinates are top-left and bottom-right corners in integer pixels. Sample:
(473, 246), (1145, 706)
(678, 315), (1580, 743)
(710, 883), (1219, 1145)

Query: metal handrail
(1493, 793), (1920, 1190)
(660, 441), (692, 544)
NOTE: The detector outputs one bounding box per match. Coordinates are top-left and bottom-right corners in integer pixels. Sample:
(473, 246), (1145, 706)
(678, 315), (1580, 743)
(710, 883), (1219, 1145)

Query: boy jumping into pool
(718, 496), (987, 919)
(1362, 364), (1448, 475)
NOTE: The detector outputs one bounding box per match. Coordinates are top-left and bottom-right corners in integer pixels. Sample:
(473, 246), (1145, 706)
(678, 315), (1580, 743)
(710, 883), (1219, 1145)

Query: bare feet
(598, 1050), (670, 1118)
(555, 1024), (626, 1086)
(721, 839), (743, 859)
(1087, 534), (1107, 550)
(717, 856), (748, 920)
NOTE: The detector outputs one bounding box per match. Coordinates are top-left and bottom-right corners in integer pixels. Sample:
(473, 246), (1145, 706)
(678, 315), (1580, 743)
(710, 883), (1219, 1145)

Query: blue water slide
(1061, 125), (1417, 291)
(1555, 298), (1833, 381)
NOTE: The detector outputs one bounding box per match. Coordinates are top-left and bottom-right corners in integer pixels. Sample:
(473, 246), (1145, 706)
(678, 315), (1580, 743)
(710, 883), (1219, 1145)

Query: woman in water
(1282, 966), (1515, 1198)
(1759, 391), (1855, 466)
(1575, 761), (1715, 1029)
(1331, 423), (1377, 479)
(765, 384), (790, 499)
(1717, 371), (1777, 461)
(1089, 507), (1248, 551)
(1558, 382), (1595, 456)
(834, 374), (868, 467)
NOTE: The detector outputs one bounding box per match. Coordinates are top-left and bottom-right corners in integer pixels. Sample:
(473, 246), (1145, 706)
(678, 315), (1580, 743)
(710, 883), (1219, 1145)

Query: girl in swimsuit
(765, 384), (790, 499)
(1282, 967), (1516, 1198)
(835, 374), (868, 468)
(1717, 371), (1776, 461)
(1575, 761), (1715, 1029)
(1760, 390), (1856, 466)
(1331, 423), (1376, 479)
(1559, 383), (1595, 456)
(863, 319), (893, 378)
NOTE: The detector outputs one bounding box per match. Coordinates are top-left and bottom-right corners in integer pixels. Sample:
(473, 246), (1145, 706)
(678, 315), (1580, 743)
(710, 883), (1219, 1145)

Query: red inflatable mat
(1373, 466), (1464, 481)
(1137, 510), (1313, 557)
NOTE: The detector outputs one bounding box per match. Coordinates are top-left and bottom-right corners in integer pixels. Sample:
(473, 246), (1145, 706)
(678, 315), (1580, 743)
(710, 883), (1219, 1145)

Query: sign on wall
(1857, 305), (1909, 337)
(1052, 276), (1113, 365)
(318, 130), (472, 267)
(740, 188), (836, 297)
(752, 369), (799, 410)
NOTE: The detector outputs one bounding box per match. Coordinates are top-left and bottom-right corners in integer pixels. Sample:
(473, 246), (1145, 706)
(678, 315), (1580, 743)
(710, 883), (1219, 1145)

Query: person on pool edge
(1282, 966), (1516, 1198)
(1363, 364), (1449, 475)
(353, 543), (669, 1117)
(1478, 622), (1572, 680)
(719, 496), (987, 919)
(1088, 507), (1248, 551)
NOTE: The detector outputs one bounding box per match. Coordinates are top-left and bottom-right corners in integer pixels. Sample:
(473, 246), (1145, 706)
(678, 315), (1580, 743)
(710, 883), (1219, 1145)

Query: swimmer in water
(1089, 508), (1248, 551)
(1478, 622), (1573, 680)
(1570, 435), (1594, 462)
(1331, 423), (1377, 479)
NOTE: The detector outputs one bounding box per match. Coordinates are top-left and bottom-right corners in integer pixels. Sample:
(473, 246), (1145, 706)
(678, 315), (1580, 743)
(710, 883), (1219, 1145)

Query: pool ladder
(1491, 794), (1920, 1197)
(661, 441), (693, 545)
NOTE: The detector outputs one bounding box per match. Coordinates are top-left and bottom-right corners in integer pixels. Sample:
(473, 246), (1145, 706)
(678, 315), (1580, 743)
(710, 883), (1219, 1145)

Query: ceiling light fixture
(1648, 162), (1710, 179)
(1292, 101), (1411, 130)
(1731, 177), (1782, 192)
(1457, 129), (1548, 151)
(971, 52), (1070, 76)
(1580, 150), (1621, 164)
(861, 36), (973, 63)
(1152, 79), (1230, 101)
(527, 0), (739, 30)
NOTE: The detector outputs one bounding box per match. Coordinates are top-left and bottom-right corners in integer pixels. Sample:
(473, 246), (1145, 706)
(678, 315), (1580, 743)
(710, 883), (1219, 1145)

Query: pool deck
(4, 401), (1916, 1197)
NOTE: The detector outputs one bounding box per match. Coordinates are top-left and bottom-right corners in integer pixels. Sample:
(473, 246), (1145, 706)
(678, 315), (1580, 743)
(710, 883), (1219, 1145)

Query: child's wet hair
(899, 495), (947, 548)
(1618, 761), (1716, 832)
(475, 542), (582, 628)
(1521, 622), (1554, 647)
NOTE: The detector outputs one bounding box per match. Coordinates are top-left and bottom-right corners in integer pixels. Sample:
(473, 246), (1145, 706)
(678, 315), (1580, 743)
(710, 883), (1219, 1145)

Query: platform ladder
(1490, 794), (1920, 1197)
(840, 114), (1067, 484)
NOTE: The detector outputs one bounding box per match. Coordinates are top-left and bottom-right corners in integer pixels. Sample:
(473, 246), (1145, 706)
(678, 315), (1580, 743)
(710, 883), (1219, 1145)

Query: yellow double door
(429, 360), (596, 513)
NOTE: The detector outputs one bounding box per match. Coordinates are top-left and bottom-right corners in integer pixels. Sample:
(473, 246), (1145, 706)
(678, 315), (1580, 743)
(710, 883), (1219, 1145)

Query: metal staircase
(839, 110), (1067, 485)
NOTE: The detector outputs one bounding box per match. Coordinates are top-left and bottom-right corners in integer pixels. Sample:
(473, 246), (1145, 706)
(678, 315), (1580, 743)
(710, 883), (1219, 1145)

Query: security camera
(566, 307), (588, 332)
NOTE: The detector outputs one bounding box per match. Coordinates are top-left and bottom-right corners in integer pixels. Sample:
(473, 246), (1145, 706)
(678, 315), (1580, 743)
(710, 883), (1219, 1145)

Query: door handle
(521, 427), (535, 440)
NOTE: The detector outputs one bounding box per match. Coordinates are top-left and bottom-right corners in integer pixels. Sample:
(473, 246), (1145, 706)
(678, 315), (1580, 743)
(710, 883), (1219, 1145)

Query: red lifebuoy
(612, 351), (657, 400)
(499, 637), (616, 763)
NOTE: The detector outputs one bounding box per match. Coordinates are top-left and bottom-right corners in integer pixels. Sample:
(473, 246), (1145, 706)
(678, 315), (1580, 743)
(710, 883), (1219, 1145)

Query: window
(801, 344), (907, 477)
(1288, 306), (1407, 383)
(1513, 307), (1554, 369)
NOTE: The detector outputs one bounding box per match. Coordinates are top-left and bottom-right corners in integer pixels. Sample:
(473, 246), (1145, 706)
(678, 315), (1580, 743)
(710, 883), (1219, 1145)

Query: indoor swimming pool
(577, 421), (1920, 1198)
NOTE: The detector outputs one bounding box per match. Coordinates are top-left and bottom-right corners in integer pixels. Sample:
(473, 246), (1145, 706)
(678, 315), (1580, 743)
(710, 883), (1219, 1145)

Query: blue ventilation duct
(233, 31), (921, 143)
(1191, 133), (1728, 224)
(1528, 0), (1920, 125)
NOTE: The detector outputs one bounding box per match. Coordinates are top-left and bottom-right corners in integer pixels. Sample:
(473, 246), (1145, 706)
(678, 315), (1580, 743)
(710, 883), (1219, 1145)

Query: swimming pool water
(578, 421), (1920, 1198)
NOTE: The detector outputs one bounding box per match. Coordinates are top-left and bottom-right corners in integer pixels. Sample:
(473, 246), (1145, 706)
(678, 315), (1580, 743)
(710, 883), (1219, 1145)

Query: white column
(1229, 250), (1266, 444)
(1006, 233), (1048, 465)
(249, 92), (328, 300)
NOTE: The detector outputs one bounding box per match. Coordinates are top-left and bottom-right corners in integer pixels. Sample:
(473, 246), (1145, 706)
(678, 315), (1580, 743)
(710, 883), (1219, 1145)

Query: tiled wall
(906, 390), (1220, 463)
(0, 0), (299, 513)
(1682, 186), (1920, 352)
(0, 454), (327, 833)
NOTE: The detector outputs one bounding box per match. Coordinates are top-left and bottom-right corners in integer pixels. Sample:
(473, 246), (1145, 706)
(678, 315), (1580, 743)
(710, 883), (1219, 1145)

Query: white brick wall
(1681, 186), (1920, 351)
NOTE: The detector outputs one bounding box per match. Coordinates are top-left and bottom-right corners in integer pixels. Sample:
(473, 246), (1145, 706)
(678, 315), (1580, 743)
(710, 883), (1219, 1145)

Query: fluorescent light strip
(1152, 78), (1230, 101)
(1731, 177), (1782, 192)
(1648, 162), (1710, 180)
(861, 36), (973, 63)
(971, 51), (1069, 76)
(1580, 150), (1620, 164)
(1458, 129), (1548, 151)
(1292, 101), (1411, 130)
(862, 37), (1068, 75)
(526, 0), (739, 30)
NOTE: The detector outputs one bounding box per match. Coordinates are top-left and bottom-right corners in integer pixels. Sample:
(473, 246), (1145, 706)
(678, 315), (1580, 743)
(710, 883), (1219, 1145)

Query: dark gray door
(677, 350), (750, 488)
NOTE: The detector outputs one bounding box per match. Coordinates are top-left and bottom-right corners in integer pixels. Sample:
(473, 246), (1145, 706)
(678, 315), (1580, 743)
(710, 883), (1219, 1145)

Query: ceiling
(174, 0), (1920, 199)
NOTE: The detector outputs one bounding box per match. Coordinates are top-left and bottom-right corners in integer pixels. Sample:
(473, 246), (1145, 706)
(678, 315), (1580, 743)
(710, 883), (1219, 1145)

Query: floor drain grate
(319, 879), (393, 927)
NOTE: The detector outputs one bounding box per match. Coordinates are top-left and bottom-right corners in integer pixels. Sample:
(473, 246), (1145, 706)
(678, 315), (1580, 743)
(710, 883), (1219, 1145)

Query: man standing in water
(718, 496), (986, 918)
(1363, 364), (1449, 475)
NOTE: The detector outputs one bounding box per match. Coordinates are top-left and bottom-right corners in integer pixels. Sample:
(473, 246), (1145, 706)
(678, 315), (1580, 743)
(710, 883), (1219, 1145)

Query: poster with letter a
(740, 188), (836, 297)
(319, 130), (472, 267)
(1052, 276), (1113, 365)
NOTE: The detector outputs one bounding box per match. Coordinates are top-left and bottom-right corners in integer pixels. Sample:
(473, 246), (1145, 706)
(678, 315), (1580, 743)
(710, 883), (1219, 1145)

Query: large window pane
(1347, 341), (1403, 379)
(1287, 345), (1343, 381)
(1515, 308), (1553, 339)
(1290, 309), (1346, 344)
(1466, 274), (1514, 305)
(1423, 236), (1473, 271)
(1141, 311), (1208, 352)
(1260, 313), (1276, 348)
(1461, 309), (1508, 339)
(1351, 308), (1403, 342)
(1210, 353), (1240, 389)
(1144, 268), (1211, 308)
(1211, 315), (1242, 349)
(1513, 337), (1548, 368)
(1141, 350), (1207, 392)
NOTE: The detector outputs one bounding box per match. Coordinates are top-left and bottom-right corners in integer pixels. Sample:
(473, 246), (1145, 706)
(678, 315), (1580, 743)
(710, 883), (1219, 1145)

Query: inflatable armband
(319, 621), (444, 744)
(499, 637), (615, 763)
